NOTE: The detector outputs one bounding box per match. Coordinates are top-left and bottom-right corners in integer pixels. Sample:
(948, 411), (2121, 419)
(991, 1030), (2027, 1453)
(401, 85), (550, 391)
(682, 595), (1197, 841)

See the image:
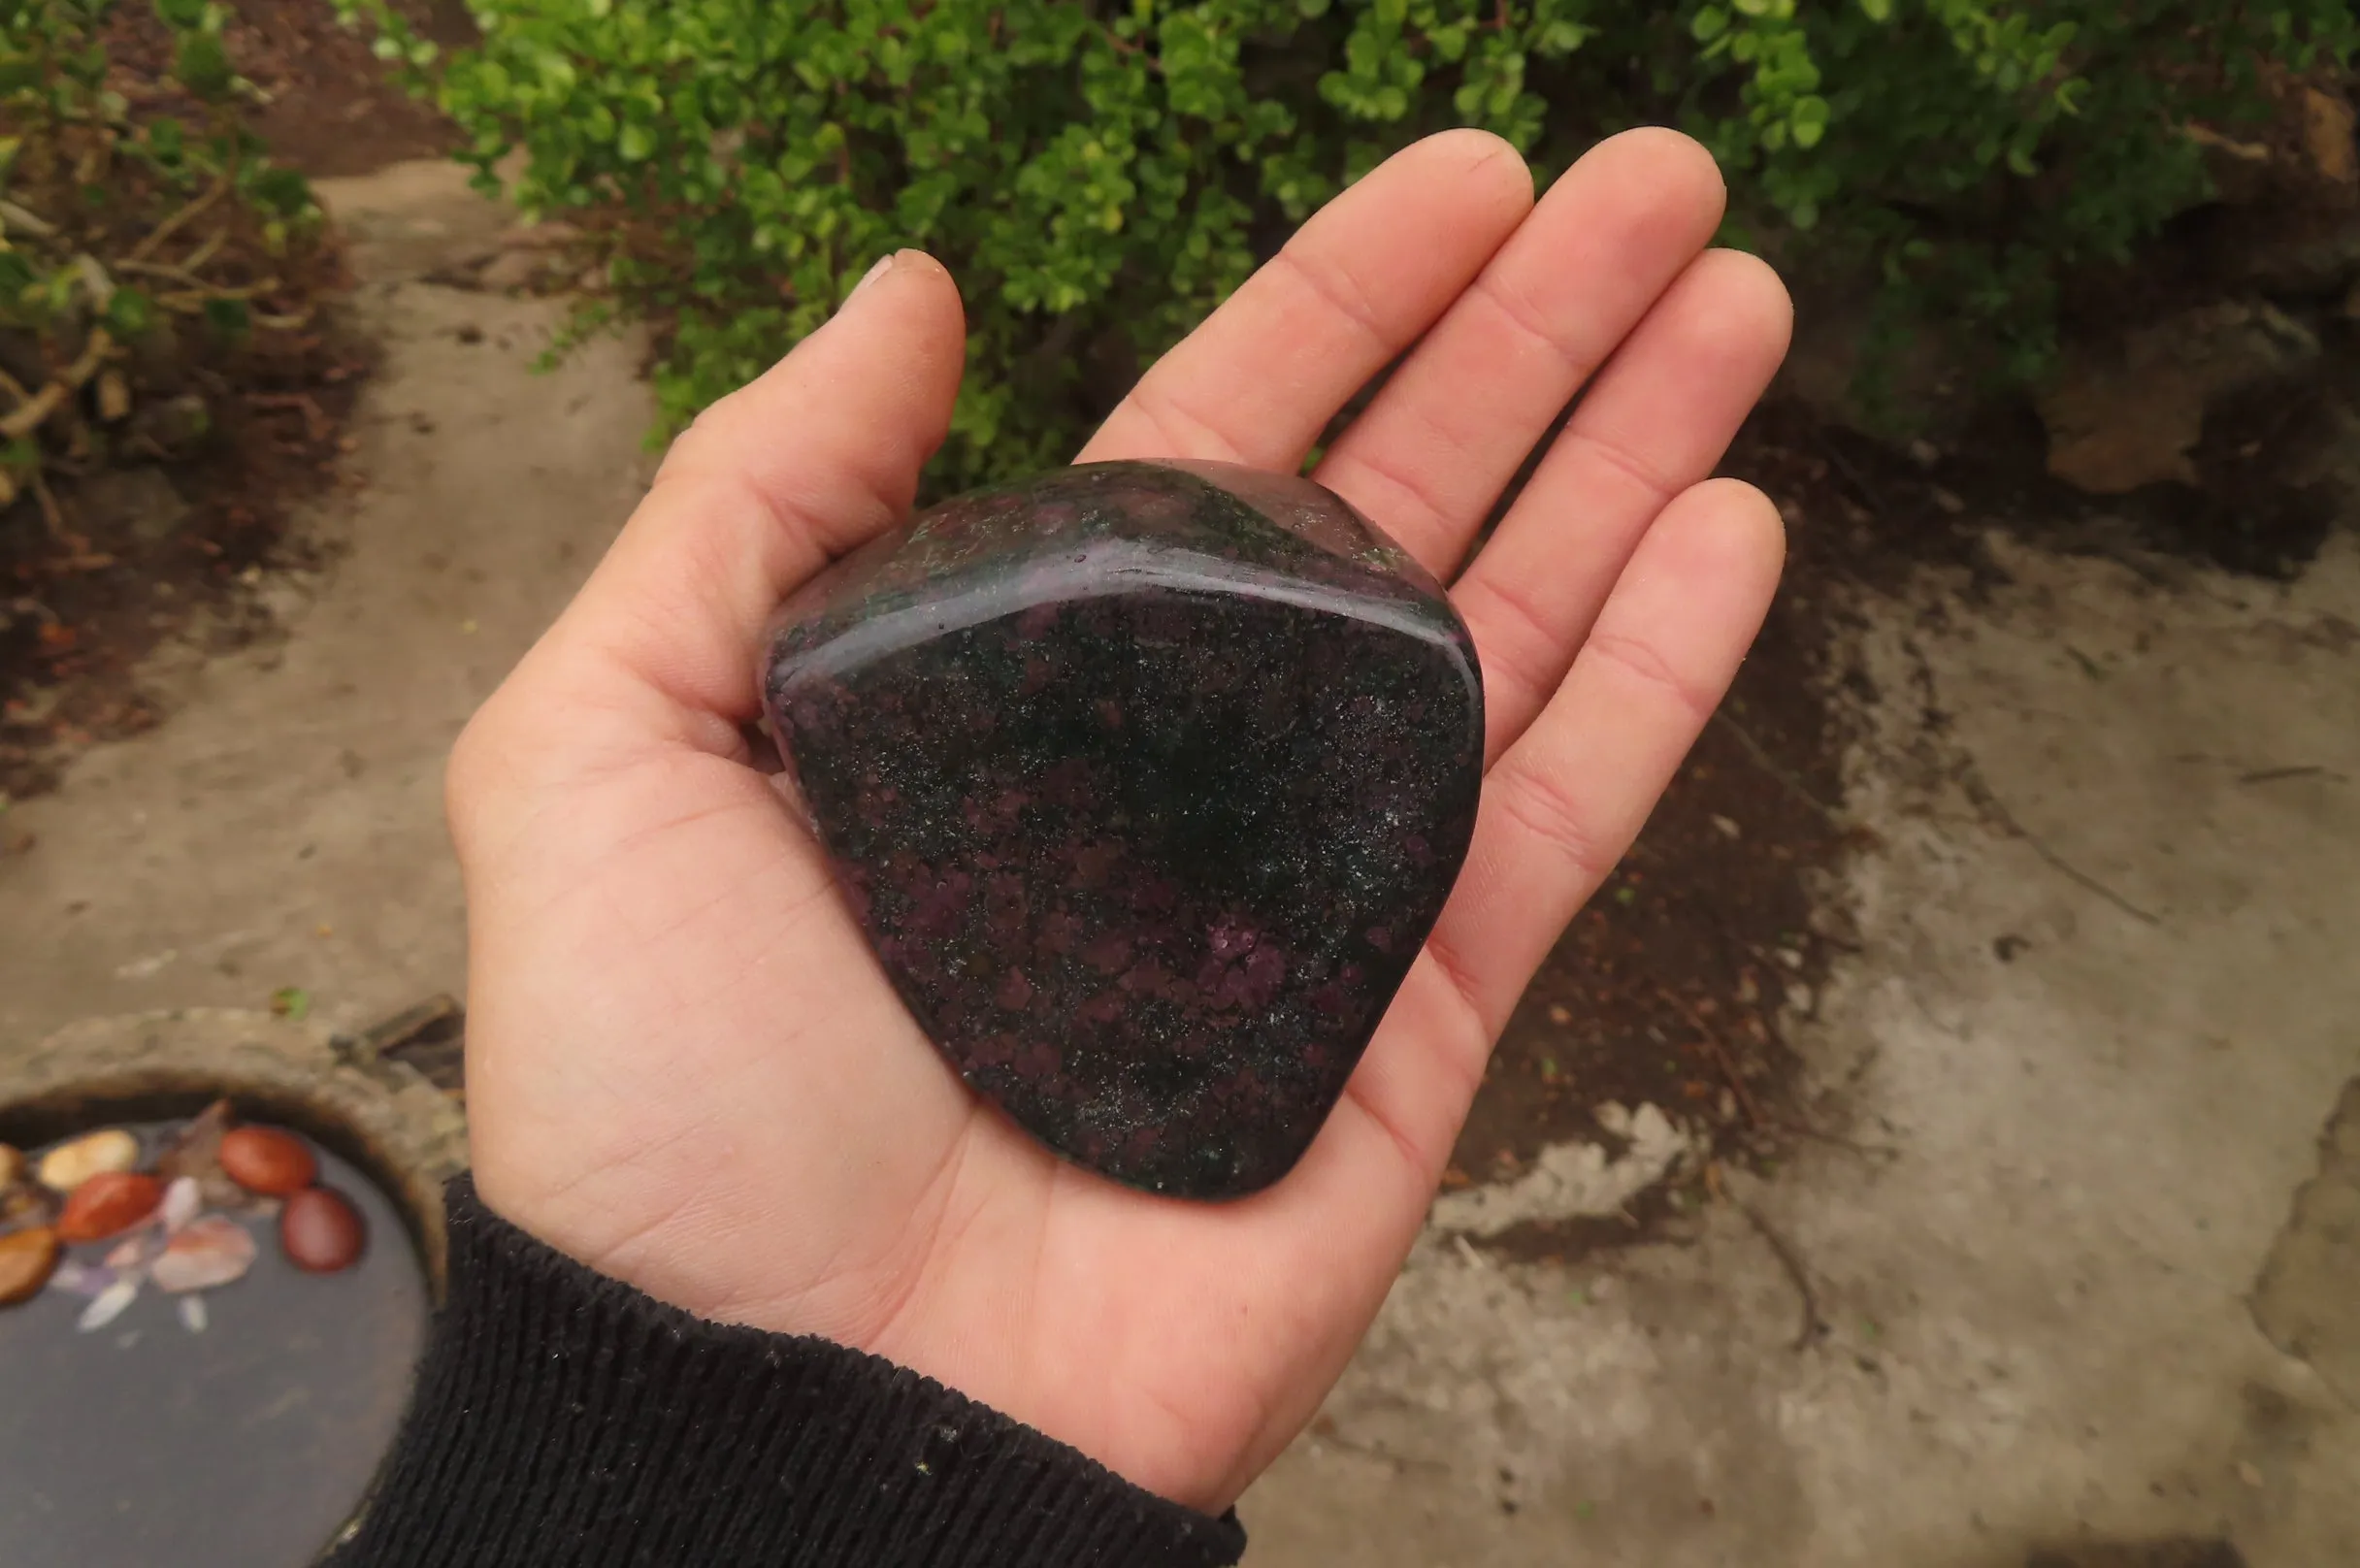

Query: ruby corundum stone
(761, 460), (1483, 1198)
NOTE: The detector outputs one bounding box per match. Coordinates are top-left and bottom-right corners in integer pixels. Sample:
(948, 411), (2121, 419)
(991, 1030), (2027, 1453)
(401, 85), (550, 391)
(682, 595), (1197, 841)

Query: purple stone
(760, 460), (1483, 1198)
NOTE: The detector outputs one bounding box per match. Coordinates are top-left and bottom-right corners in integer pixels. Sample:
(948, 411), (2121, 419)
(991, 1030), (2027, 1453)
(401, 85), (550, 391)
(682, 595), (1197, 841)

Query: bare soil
(1, 1), (469, 805)
(101, 0), (472, 179)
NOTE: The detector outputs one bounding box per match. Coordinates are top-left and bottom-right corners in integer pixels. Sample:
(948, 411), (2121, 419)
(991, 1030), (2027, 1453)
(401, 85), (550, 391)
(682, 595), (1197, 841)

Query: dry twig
(127, 172), (231, 265)
(246, 391), (330, 442)
(29, 471), (65, 538)
(1710, 708), (1846, 828)
(0, 328), (114, 441)
(1660, 983), (1766, 1130)
(181, 225), (230, 274)
(148, 272), (282, 310)
(0, 198), (58, 239)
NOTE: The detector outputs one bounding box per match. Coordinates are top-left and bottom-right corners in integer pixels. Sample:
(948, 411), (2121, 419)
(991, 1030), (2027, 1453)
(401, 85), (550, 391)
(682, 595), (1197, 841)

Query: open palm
(444, 127), (1791, 1515)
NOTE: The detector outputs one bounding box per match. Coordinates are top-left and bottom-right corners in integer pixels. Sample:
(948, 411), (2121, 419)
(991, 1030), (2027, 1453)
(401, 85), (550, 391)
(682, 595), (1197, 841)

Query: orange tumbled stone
(218, 1126), (319, 1197)
(0, 1225), (60, 1305)
(56, 1171), (161, 1242)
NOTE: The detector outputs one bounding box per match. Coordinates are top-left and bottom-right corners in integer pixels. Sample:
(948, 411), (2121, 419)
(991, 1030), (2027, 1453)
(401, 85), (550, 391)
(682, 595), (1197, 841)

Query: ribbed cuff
(328, 1176), (1246, 1568)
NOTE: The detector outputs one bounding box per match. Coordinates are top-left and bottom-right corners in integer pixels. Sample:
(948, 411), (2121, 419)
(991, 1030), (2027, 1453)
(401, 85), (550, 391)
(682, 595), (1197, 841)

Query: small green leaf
(246, 166), (312, 215)
(1691, 6), (1728, 43)
(1791, 94), (1829, 148)
(106, 287), (157, 338)
(153, 0), (207, 26)
(270, 986), (311, 1021)
(1537, 20), (1590, 55)
(175, 32), (234, 101)
(618, 122), (655, 161)
(1857, 0), (1892, 20)
(204, 296), (251, 336)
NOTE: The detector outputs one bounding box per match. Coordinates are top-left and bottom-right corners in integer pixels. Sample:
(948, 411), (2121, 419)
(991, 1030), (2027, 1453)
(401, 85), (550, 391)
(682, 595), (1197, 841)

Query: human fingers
(1311, 127), (1728, 578)
(1425, 478), (1787, 1040)
(1078, 129), (1533, 471)
(536, 252), (968, 736)
(1451, 247), (1792, 763)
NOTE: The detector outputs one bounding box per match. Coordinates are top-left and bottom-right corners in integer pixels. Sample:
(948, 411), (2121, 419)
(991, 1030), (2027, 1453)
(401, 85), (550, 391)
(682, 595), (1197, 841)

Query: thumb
(542, 250), (967, 732)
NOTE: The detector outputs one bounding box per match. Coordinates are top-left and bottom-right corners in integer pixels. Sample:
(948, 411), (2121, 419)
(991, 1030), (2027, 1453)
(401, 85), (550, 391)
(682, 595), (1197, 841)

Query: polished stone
(762, 460), (1483, 1198)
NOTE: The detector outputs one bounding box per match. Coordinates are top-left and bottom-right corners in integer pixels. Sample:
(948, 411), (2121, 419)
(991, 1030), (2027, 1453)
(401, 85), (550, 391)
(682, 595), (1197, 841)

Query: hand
(444, 126), (1790, 1514)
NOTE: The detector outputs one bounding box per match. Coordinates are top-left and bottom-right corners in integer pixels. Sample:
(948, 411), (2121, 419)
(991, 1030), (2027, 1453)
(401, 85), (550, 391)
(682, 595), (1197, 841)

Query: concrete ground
(1243, 531), (2360, 1567)
(0, 162), (654, 1048)
(2, 165), (2354, 1567)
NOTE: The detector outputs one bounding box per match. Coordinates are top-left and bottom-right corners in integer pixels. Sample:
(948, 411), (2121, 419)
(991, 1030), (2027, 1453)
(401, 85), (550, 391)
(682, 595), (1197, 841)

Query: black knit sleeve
(327, 1177), (1247, 1568)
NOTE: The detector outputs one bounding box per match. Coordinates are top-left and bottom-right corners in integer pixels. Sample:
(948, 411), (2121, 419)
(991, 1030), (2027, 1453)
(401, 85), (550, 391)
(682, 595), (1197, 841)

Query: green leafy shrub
(343, 0), (2356, 491)
(0, 0), (328, 535)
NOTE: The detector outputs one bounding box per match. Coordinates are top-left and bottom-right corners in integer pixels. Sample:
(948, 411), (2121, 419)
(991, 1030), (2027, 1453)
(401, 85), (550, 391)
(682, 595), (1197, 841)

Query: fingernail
(847, 252), (896, 304)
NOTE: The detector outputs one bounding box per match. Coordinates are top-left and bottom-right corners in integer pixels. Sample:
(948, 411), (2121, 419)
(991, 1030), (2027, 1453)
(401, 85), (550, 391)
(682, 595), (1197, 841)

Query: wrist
(334, 1176), (1248, 1567)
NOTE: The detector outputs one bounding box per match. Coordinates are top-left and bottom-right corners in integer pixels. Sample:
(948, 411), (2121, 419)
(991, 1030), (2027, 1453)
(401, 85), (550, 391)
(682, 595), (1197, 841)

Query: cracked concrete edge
(1427, 1102), (1695, 1238)
(1, 1008), (469, 1293)
(2247, 1076), (2360, 1411)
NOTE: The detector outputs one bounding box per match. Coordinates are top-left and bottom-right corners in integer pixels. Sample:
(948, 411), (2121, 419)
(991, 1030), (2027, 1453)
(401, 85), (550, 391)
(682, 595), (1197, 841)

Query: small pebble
(179, 1294), (209, 1334)
(157, 1101), (248, 1210)
(57, 1171), (163, 1243)
(37, 1128), (140, 1192)
(2, 1183), (55, 1228)
(105, 1231), (159, 1273)
(48, 1258), (115, 1297)
(218, 1126), (318, 1197)
(77, 1276), (139, 1332)
(0, 1225), (61, 1306)
(152, 1217), (257, 1293)
(160, 1175), (201, 1233)
(279, 1187), (366, 1273)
